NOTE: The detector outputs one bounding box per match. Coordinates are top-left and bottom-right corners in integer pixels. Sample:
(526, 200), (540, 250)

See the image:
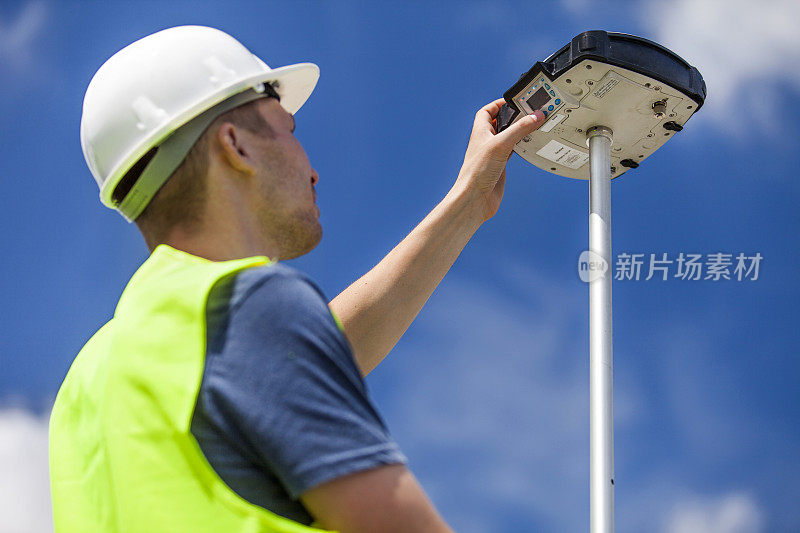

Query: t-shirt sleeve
(199, 265), (407, 499)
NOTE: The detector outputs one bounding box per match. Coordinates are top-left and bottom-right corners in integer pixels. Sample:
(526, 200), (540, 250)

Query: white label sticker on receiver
(536, 140), (589, 169)
(539, 113), (566, 133)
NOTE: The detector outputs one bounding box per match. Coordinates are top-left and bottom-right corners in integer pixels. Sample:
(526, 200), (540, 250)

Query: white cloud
(380, 257), (771, 531)
(0, 1), (47, 70)
(666, 492), (764, 533)
(641, 0), (800, 137)
(653, 324), (759, 463)
(0, 408), (52, 533)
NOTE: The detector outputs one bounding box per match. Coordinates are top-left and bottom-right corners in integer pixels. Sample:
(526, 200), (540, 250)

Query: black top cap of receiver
(502, 30), (707, 115)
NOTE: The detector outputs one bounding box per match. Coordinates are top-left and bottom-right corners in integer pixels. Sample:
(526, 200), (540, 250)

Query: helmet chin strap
(116, 86), (279, 222)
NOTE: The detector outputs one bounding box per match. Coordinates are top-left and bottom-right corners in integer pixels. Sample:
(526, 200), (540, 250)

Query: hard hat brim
(256, 62), (320, 116)
(98, 61), (320, 209)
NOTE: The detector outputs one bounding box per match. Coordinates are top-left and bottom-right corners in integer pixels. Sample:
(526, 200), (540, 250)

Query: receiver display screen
(526, 87), (551, 111)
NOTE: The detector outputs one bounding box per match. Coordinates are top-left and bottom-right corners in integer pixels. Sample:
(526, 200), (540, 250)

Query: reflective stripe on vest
(49, 244), (334, 533)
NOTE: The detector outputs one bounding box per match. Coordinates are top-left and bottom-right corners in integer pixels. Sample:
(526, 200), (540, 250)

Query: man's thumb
(496, 110), (545, 152)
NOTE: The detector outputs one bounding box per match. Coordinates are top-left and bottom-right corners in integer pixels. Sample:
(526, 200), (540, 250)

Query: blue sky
(1, 1), (799, 531)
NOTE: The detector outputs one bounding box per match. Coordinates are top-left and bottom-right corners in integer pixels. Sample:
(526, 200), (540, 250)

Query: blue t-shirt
(190, 263), (407, 525)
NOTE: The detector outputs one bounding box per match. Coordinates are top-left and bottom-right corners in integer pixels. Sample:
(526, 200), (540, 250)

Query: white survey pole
(587, 126), (615, 533)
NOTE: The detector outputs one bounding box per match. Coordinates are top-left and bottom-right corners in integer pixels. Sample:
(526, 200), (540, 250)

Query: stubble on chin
(269, 207), (322, 260)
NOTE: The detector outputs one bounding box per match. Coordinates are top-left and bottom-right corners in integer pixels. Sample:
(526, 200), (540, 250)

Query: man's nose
(310, 169), (319, 187)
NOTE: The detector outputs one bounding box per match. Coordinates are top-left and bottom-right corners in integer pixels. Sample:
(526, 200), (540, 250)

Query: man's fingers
(474, 98), (507, 128)
(478, 98), (507, 118)
(493, 110), (545, 153)
(470, 100), (545, 159)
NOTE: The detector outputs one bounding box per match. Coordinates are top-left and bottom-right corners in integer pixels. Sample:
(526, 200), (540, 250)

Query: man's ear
(216, 122), (256, 175)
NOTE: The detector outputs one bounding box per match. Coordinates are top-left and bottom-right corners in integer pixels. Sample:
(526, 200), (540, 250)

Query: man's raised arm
(330, 101), (545, 375)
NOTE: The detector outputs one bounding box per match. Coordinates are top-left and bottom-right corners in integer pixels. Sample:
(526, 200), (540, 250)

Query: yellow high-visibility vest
(49, 244), (333, 533)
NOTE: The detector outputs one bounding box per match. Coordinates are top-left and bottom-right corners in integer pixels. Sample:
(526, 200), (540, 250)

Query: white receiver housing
(507, 59), (699, 179)
(499, 32), (706, 180)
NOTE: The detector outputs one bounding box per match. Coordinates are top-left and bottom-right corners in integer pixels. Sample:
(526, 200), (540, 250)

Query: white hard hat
(80, 25), (319, 221)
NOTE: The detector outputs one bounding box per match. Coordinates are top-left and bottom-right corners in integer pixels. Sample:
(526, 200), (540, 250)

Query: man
(49, 26), (544, 532)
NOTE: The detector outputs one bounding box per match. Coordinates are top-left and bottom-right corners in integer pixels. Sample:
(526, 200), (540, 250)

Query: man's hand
(453, 99), (545, 222)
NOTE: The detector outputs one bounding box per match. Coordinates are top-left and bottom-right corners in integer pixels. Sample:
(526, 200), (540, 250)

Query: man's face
(248, 98), (321, 260)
